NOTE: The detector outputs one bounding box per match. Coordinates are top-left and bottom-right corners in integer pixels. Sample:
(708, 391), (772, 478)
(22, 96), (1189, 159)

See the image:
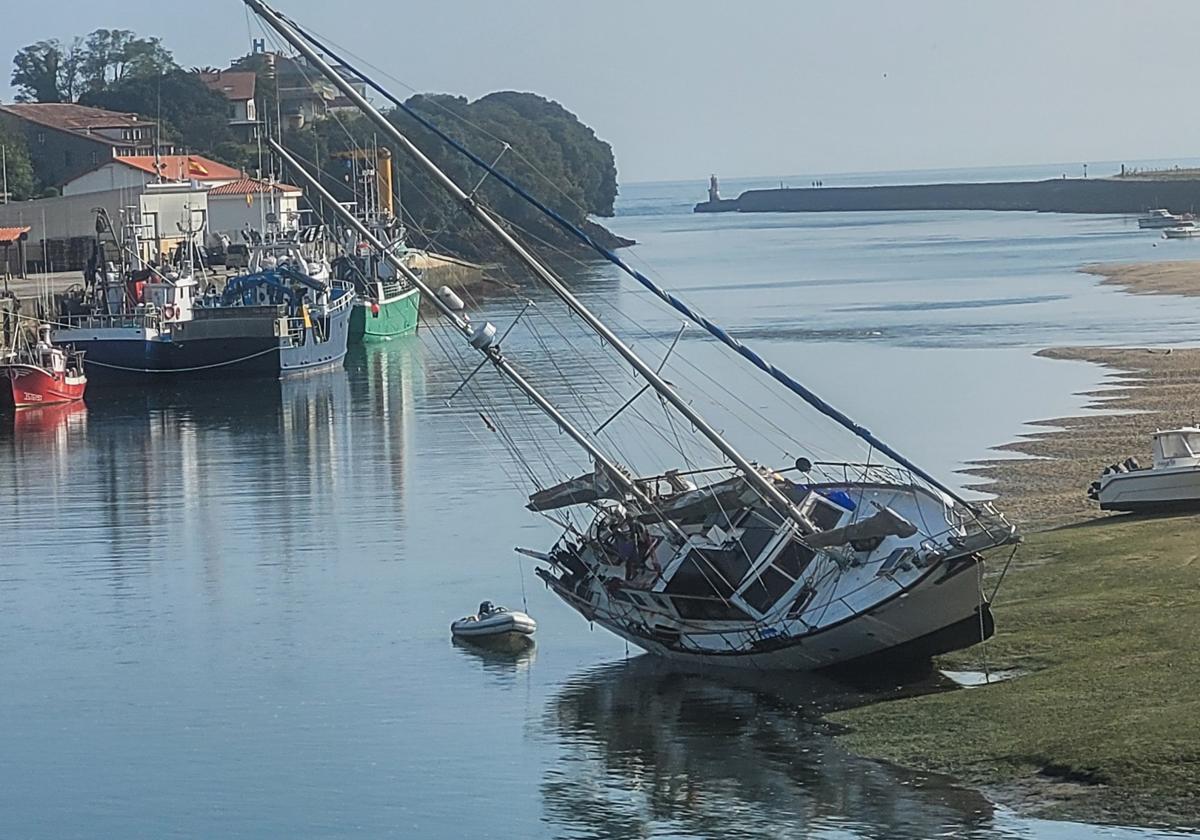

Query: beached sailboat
(246, 0), (1019, 671)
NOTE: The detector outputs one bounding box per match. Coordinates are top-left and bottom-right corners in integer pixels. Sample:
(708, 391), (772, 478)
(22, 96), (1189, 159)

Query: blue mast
(284, 18), (975, 510)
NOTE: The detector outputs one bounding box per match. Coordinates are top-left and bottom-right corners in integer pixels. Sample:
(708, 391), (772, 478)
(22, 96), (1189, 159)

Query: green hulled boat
(349, 280), (420, 341)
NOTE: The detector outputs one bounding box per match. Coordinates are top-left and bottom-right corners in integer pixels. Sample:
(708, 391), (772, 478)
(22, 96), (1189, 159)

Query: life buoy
(163, 304), (177, 320)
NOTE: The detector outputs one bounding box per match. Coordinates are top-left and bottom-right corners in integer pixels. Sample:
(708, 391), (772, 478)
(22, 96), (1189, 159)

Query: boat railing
(328, 280), (356, 313)
(60, 310), (159, 331)
(804, 461), (918, 487)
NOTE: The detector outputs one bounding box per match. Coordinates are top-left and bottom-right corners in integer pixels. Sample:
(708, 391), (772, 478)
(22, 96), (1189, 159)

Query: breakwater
(694, 177), (1200, 214)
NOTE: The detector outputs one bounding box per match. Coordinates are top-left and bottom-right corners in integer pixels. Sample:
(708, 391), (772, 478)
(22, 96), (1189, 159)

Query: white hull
(593, 557), (988, 670)
(451, 610), (537, 639)
(1097, 466), (1200, 512)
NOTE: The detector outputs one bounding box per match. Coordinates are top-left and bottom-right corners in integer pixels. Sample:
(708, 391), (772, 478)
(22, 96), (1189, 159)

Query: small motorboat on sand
(1089, 426), (1200, 512)
(451, 601), (537, 642)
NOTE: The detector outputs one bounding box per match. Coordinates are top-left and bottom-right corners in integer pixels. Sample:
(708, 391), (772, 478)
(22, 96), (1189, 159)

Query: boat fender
(437, 286), (465, 311)
(371, 301), (380, 315)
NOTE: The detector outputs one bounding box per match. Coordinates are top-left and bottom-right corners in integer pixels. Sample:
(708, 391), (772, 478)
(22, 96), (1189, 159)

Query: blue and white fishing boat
(53, 213), (352, 380)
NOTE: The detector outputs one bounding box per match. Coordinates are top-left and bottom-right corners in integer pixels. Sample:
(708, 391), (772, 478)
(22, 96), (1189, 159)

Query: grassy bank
(832, 513), (1200, 826)
(830, 332), (1200, 826)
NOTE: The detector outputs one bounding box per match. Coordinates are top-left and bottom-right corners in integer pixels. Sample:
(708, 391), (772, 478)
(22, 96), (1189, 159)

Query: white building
(206, 179), (303, 240)
(62, 154), (244, 197)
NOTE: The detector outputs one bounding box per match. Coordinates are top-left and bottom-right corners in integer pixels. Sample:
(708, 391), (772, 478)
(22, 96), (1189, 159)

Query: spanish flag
(187, 158), (209, 177)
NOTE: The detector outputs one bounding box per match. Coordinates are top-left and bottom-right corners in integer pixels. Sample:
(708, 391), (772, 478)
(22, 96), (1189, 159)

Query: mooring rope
(82, 346), (280, 374)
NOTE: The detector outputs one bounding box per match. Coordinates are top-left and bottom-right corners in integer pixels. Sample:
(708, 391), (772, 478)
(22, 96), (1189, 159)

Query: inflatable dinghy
(451, 602), (537, 641)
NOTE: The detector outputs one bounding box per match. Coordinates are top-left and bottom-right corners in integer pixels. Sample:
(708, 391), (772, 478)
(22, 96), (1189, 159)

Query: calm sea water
(3, 169), (1200, 838)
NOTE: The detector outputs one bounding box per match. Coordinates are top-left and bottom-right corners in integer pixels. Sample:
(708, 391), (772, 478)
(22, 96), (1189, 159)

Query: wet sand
(964, 346), (1200, 529)
(1083, 259), (1200, 298)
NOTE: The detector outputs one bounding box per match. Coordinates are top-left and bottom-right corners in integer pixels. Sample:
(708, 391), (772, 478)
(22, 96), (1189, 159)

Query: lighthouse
(708, 174), (721, 203)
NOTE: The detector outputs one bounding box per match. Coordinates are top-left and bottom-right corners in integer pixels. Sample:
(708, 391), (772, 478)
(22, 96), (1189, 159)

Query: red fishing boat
(1, 325), (87, 409)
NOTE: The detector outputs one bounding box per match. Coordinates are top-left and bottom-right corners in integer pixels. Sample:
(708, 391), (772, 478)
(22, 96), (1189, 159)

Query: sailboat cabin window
(665, 547), (753, 599)
(738, 538), (816, 615)
(805, 495), (847, 531)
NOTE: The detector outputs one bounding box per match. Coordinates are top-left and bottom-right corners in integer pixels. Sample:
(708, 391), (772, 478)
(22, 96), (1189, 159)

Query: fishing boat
(1088, 427), (1200, 512)
(53, 210), (352, 379)
(335, 237), (421, 342)
(1, 324), (86, 408)
(330, 147), (421, 342)
(1138, 208), (1189, 229)
(247, 0), (1019, 672)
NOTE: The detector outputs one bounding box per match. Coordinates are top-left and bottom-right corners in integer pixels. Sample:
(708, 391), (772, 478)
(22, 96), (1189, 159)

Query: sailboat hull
(556, 554), (991, 672)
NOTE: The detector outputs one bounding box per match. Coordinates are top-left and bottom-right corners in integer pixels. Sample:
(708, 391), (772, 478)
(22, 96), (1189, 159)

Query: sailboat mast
(243, 0), (810, 529)
(267, 137), (664, 517)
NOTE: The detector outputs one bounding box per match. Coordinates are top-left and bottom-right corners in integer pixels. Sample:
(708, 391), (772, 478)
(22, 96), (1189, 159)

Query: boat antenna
(281, 17), (976, 510)
(244, 0), (811, 530)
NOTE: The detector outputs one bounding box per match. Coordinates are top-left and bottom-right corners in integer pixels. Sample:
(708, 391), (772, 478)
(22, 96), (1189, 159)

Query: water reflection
(543, 656), (993, 840)
(451, 636), (537, 677)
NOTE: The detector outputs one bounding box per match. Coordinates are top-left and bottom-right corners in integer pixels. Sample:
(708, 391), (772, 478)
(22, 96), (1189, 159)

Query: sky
(5, 1), (1200, 183)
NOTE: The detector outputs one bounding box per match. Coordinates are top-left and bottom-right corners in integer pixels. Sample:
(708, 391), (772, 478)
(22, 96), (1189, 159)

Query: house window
(36, 132), (45, 145)
(90, 151), (99, 165)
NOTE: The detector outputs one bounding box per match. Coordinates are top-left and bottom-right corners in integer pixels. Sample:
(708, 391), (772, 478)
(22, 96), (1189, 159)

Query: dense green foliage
(0, 121), (35, 201)
(80, 71), (239, 162)
(9, 31), (623, 259)
(11, 30), (175, 103)
(286, 91), (619, 259)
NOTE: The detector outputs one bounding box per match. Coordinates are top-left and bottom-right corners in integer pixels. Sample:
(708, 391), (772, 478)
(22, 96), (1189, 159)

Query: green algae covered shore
(829, 263), (1200, 829)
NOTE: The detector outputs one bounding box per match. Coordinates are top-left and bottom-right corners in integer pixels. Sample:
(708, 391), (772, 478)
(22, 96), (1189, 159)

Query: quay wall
(694, 178), (1200, 214)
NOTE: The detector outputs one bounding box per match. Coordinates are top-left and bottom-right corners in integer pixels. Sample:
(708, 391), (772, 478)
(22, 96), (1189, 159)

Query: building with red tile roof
(0, 103), (157, 187)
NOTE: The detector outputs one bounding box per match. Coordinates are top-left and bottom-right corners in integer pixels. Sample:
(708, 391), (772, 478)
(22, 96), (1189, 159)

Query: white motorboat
(451, 602), (537, 640)
(1138, 208), (1187, 229)
(1163, 222), (1200, 239)
(1089, 427), (1200, 512)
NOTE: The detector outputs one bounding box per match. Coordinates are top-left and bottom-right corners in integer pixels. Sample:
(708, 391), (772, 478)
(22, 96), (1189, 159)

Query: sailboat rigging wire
(246, 0), (812, 535)
(280, 16), (975, 511)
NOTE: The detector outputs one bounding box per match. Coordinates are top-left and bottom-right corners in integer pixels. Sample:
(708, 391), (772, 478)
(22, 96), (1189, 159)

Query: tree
(280, 91), (621, 261)
(11, 41), (63, 102)
(80, 29), (176, 93)
(58, 37), (85, 102)
(0, 122), (36, 201)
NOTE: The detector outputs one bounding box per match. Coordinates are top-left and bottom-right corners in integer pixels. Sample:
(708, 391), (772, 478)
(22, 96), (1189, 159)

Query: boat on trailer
(1089, 427), (1200, 512)
(246, 0), (1020, 672)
